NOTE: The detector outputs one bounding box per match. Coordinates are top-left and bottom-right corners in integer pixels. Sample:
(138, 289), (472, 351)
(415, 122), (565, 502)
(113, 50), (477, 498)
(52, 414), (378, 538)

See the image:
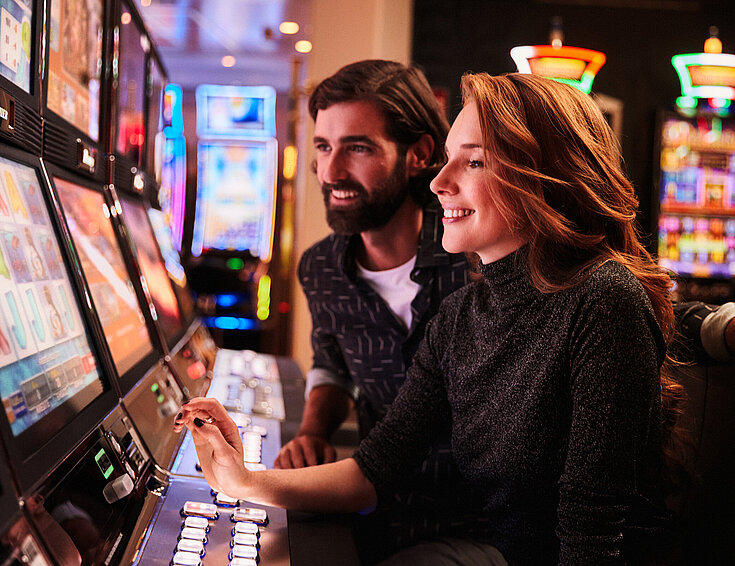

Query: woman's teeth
(443, 208), (475, 218)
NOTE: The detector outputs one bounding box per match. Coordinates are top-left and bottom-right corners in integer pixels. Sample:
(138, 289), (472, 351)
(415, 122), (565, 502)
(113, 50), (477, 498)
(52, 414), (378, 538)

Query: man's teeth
(443, 208), (475, 218)
(332, 189), (359, 199)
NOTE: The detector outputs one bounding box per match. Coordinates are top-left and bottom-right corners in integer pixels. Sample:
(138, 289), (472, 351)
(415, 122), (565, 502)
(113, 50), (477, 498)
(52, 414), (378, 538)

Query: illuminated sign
(510, 45), (606, 94)
(671, 53), (735, 106)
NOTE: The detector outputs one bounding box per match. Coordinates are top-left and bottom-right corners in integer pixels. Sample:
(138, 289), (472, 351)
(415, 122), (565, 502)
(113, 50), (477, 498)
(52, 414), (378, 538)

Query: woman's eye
(468, 159), (484, 169)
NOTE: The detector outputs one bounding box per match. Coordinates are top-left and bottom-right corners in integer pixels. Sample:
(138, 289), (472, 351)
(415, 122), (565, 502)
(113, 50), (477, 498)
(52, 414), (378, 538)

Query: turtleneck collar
(477, 245), (540, 306)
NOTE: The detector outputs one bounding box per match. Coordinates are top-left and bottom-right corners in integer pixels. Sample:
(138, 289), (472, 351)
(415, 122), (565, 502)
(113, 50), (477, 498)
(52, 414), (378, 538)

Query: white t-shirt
(356, 254), (420, 330)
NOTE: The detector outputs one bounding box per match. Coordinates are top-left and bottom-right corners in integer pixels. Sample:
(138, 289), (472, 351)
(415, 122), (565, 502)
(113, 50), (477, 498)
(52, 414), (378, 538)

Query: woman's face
(430, 103), (526, 264)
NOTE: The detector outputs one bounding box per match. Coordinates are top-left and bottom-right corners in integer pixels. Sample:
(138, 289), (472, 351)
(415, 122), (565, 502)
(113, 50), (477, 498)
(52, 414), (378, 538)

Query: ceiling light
(141, 0), (151, 6)
(295, 40), (312, 54)
(221, 55), (236, 67)
(121, 11), (131, 24)
(279, 21), (299, 34)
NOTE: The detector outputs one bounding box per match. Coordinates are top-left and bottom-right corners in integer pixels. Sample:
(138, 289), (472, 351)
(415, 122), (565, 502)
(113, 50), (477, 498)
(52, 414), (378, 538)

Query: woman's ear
(406, 134), (435, 176)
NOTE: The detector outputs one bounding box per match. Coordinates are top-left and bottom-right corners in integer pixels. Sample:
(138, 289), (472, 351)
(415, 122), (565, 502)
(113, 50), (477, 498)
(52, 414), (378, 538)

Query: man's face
(313, 100), (409, 235)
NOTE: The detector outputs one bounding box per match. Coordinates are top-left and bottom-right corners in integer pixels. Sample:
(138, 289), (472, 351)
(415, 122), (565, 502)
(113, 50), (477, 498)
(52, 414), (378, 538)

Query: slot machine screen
(46, 0), (103, 141)
(53, 177), (155, 376)
(145, 55), (164, 179)
(117, 194), (186, 347)
(147, 207), (195, 324)
(191, 140), (277, 259)
(657, 113), (735, 278)
(195, 85), (276, 139)
(115, 5), (146, 165)
(0, 154), (104, 453)
(0, 0), (34, 93)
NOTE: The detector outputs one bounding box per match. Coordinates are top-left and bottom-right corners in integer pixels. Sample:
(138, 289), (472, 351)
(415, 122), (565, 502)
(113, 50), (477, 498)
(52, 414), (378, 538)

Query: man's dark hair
(309, 60), (450, 181)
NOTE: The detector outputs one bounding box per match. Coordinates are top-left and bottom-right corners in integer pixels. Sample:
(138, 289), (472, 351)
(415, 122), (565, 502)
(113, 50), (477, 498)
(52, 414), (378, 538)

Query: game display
(46, 0), (103, 141)
(115, 5), (147, 165)
(0, 0), (34, 93)
(0, 155), (102, 439)
(117, 194), (186, 346)
(53, 177), (154, 375)
(191, 139), (277, 259)
(195, 84), (276, 139)
(657, 113), (735, 278)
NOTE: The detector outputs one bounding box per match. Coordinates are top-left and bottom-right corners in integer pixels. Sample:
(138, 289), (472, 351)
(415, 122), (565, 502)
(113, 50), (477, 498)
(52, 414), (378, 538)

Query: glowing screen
(117, 195), (185, 346)
(657, 115), (735, 278)
(0, 156), (103, 437)
(195, 85), (276, 138)
(46, 0), (103, 140)
(115, 11), (146, 164)
(54, 178), (154, 374)
(191, 140), (277, 260)
(0, 0), (33, 93)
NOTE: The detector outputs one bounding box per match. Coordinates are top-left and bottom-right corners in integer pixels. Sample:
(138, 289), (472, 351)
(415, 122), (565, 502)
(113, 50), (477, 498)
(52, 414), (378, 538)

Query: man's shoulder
(298, 233), (350, 282)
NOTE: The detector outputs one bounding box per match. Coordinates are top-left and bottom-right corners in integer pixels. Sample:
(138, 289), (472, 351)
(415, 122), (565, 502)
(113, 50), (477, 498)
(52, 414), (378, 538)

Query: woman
(175, 73), (683, 565)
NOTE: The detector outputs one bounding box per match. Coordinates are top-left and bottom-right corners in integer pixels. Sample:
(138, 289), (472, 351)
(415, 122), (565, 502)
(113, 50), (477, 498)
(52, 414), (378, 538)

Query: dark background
(412, 0), (735, 248)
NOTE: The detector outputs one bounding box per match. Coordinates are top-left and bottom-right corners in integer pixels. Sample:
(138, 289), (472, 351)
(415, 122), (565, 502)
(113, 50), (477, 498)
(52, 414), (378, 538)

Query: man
(273, 60), (484, 562)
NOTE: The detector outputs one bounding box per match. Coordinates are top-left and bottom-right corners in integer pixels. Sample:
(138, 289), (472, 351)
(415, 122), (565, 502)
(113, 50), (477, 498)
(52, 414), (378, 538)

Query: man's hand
(174, 398), (249, 498)
(273, 434), (337, 469)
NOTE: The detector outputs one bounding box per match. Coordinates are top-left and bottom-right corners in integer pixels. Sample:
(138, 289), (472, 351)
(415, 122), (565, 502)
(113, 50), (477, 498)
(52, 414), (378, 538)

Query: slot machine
(188, 85), (278, 352)
(0, 0), (43, 156)
(654, 38), (735, 302)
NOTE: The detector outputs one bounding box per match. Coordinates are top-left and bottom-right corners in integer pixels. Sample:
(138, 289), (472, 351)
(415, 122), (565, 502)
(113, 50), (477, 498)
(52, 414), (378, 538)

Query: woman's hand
(173, 398), (248, 498)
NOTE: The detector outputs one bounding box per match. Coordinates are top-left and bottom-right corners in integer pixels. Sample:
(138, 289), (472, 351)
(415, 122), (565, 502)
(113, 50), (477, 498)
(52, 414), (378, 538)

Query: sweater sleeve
(353, 313), (452, 497)
(558, 271), (666, 565)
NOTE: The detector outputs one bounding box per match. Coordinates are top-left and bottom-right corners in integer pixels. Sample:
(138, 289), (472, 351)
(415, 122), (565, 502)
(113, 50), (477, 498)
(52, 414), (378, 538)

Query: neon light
(671, 53), (735, 100)
(510, 45), (606, 94)
(204, 316), (258, 330)
(226, 258), (244, 270)
(216, 293), (239, 308)
(257, 275), (271, 321)
(163, 84), (184, 137)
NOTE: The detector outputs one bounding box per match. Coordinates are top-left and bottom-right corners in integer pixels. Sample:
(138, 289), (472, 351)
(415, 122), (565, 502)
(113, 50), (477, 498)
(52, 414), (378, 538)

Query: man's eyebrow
(313, 135), (379, 145)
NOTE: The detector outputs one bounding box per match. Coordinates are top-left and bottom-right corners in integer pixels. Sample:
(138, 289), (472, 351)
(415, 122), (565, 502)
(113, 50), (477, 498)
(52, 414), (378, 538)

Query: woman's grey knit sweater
(353, 247), (672, 566)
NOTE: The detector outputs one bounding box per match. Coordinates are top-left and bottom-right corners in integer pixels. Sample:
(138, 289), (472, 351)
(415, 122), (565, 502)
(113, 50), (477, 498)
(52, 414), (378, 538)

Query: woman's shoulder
(572, 259), (655, 316)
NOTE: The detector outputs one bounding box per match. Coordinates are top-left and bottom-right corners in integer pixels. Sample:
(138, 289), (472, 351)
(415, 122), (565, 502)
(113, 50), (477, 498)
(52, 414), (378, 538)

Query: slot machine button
(171, 551), (202, 566)
(215, 492), (240, 507)
(229, 544), (258, 560)
(183, 516), (210, 532)
(181, 501), (219, 519)
(231, 507), (268, 525)
(244, 462), (266, 472)
(176, 539), (205, 556)
(231, 533), (258, 547)
(179, 527), (208, 543)
(229, 558), (257, 566)
(232, 521), (259, 537)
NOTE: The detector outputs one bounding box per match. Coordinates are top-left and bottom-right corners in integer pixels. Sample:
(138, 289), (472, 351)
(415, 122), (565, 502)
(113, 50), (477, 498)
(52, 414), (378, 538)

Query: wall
(288, 0), (415, 374)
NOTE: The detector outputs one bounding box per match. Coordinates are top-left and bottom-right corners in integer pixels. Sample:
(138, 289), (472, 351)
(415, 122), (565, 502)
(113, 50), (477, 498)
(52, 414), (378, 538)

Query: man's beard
(321, 159), (409, 235)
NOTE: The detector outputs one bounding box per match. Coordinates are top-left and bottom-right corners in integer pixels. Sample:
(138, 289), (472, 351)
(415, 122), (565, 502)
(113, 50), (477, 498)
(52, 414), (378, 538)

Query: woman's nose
(430, 163), (455, 195)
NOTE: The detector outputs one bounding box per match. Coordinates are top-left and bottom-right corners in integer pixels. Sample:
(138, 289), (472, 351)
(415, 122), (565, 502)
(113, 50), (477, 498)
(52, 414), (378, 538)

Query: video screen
(191, 140), (277, 260)
(117, 195), (186, 346)
(159, 136), (186, 252)
(0, 0), (33, 93)
(53, 178), (155, 375)
(146, 57), (164, 178)
(195, 85), (276, 138)
(147, 207), (195, 323)
(115, 8), (146, 164)
(0, 155), (103, 438)
(657, 114), (735, 278)
(46, 0), (103, 141)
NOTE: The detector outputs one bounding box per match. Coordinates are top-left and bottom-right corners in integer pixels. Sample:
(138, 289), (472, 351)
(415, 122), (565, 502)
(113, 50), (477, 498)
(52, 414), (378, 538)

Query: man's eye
(350, 145), (370, 153)
(315, 143), (330, 152)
